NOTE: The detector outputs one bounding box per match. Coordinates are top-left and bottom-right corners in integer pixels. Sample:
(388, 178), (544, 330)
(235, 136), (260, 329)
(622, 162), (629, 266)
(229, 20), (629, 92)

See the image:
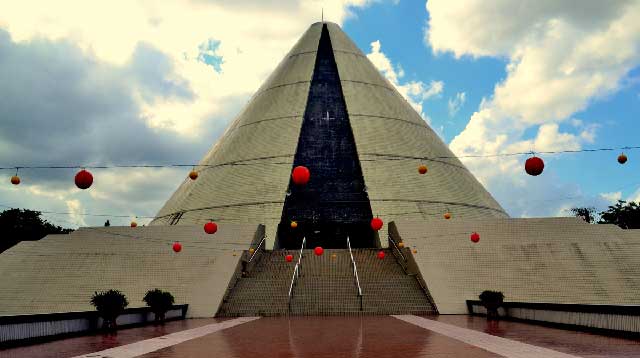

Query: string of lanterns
(6, 145), (636, 254)
(5, 144), (637, 186)
(67, 225), (255, 258)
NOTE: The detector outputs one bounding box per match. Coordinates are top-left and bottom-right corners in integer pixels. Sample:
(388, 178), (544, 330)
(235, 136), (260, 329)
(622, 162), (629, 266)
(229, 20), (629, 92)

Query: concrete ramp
(0, 224), (263, 318)
(391, 218), (640, 314)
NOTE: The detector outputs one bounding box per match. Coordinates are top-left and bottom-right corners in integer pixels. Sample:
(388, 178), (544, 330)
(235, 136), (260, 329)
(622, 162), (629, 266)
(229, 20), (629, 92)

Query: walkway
(1, 315), (639, 357)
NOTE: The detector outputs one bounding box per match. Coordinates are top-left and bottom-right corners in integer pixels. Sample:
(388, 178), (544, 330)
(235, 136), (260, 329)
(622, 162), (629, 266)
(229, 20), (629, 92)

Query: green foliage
(570, 201), (640, 229)
(143, 289), (175, 312)
(479, 290), (504, 321)
(479, 290), (504, 304)
(569, 207), (597, 224)
(143, 289), (175, 322)
(90, 290), (129, 329)
(0, 208), (74, 253)
(598, 200), (640, 229)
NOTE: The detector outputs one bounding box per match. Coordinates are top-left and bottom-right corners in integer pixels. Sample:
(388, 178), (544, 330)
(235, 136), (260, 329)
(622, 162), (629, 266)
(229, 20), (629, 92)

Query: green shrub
(143, 289), (175, 323)
(479, 290), (504, 321)
(90, 290), (129, 330)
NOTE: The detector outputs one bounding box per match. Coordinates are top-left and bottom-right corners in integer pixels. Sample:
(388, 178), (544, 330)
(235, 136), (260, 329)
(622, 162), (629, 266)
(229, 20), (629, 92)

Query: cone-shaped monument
(2, 22), (640, 334)
(151, 22), (507, 249)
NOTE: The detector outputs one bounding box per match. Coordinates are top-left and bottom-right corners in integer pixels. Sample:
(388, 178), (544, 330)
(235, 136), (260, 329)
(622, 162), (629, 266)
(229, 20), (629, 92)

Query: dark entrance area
(276, 24), (376, 249)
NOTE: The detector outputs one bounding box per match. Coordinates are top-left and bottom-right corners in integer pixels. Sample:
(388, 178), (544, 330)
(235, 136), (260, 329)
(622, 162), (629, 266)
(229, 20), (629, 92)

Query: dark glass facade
(276, 24), (376, 249)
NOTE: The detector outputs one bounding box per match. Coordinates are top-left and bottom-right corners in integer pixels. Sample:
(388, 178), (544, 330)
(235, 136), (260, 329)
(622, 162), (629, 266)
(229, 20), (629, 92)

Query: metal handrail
(346, 236), (363, 310)
(388, 234), (406, 262)
(248, 236), (266, 263)
(387, 235), (431, 303)
(288, 237), (306, 311)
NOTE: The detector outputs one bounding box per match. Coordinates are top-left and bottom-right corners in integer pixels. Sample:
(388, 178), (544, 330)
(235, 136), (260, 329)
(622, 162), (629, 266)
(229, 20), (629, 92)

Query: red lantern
(188, 170), (198, 180)
(292, 166), (310, 185)
(524, 156), (544, 176)
(470, 232), (480, 243)
(444, 212), (451, 220)
(418, 165), (428, 174)
(172, 242), (182, 252)
(290, 221), (298, 229)
(286, 254), (293, 262)
(314, 246), (324, 256)
(130, 221), (137, 228)
(618, 153), (628, 164)
(74, 169), (93, 189)
(204, 221), (218, 234)
(371, 217), (383, 231)
(377, 251), (385, 260)
(10, 175), (20, 185)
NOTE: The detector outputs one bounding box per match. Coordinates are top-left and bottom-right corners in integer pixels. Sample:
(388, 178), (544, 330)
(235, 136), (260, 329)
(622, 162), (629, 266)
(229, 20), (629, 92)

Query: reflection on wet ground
(0, 318), (221, 358)
(434, 315), (640, 357)
(1, 315), (639, 358)
(140, 315), (498, 358)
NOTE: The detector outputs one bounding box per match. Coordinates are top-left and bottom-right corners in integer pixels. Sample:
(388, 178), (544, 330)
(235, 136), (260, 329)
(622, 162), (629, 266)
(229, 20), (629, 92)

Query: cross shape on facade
(322, 111), (334, 121)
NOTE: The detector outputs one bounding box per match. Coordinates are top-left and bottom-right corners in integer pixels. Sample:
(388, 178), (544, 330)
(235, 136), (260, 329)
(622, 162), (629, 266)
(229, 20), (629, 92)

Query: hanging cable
(1, 144), (638, 171)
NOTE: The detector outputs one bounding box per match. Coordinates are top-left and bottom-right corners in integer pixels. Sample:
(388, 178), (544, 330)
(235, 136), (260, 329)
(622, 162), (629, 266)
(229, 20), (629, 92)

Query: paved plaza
(2, 315), (639, 358)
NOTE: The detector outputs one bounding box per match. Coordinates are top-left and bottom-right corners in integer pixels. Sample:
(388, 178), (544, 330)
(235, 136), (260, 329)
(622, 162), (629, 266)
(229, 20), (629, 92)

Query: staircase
(217, 250), (294, 317)
(289, 249), (363, 315)
(216, 248), (437, 317)
(353, 249), (436, 315)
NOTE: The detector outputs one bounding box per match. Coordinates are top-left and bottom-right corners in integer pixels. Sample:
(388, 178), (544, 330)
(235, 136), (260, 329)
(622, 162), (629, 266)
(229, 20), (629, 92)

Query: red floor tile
(0, 318), (221, 358)
(2, 315), (639, 358)
(139, 316), (500, 358)
(431, 315), (640, 358)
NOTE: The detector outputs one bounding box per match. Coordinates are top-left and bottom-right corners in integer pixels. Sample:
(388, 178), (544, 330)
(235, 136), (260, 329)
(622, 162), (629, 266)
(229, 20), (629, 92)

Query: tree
(0, 208), (74, 253)
(143, 289), (175, 323)
(569, 207), (597, 224)
(90, 290), (129, 331)
(598, 200), (640, 229)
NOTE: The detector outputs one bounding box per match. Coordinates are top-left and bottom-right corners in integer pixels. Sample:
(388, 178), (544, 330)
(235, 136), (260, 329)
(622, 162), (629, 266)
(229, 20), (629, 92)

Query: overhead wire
(1, 145), (638, 226)
(1, 144), (638, 171)
(0, 203), (155, 219)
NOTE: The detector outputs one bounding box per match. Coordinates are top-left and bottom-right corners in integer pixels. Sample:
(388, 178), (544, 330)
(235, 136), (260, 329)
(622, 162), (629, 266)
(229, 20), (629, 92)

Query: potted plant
(143, 289), (175, 323)
(90, 290), (129, 331)
(479, 290), (504, 321)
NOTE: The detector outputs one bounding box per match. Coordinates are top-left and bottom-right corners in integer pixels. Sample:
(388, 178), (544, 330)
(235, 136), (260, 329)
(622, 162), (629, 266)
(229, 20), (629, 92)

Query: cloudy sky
(0, 0), (639, 228)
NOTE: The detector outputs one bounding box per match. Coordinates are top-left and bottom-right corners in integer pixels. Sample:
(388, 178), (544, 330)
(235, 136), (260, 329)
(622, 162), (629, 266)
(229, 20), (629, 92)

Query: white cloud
(425, 0), (640, 217)
(601, 191), (622, 204)
(0, 0), (387, 227)
(0, 167), (186, 228)
(0, 0), (379, 136)
(448, 92), (466, 116)
(65, 200), (87, 227)
(366, 39), (443, 119)
(628, 188), (640, 203)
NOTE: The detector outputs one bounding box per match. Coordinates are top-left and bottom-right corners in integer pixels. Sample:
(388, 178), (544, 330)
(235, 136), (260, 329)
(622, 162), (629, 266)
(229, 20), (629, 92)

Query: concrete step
(217, 248), (437, 317)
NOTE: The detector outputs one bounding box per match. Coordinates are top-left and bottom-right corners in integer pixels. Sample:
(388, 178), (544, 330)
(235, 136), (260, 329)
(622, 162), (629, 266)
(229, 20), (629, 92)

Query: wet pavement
(0, 318), (222, 358)
(434, 315), (640, 357)
(1, 315), (639, 357)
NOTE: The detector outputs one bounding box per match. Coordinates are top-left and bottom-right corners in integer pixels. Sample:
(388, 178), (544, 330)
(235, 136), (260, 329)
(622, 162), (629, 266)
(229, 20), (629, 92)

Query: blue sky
(344, 0), (640, 216)
(344, 0), (510, 142)
(0, 0), (639, 227)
